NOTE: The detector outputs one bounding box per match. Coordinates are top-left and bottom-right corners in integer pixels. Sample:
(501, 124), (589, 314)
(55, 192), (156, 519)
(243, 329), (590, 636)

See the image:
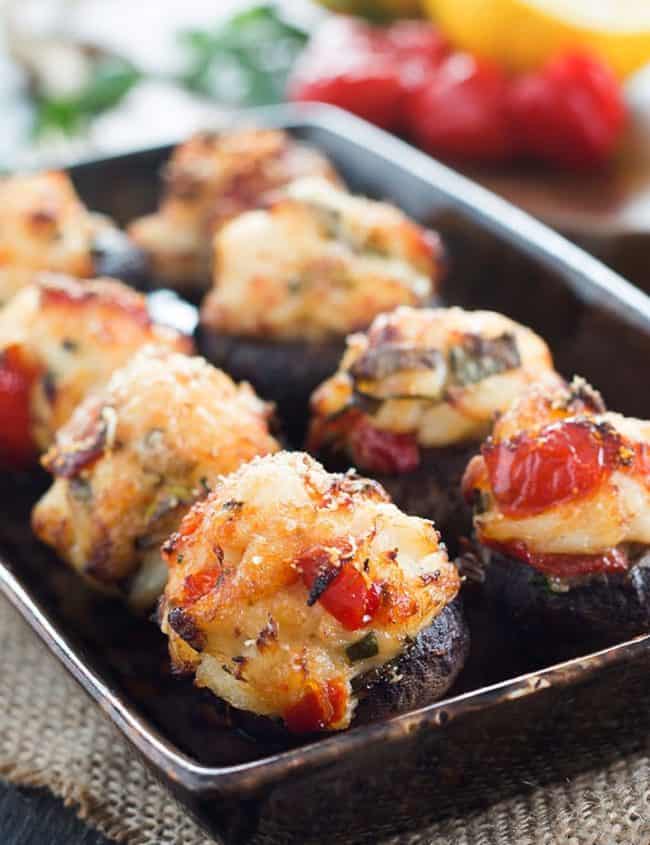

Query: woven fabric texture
(1, 594), (649, 845)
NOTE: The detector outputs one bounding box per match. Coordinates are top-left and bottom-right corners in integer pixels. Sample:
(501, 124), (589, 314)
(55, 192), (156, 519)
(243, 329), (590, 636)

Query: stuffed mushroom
(160, 451), (468, 734)
(308, 306), (554, 549)
(461, 374), (650, 650)
(0, 170), (145, 305)
(198, 178), (442, 434)
(0, 274), (191, 469)
(32, 346), (279, 609)
(128, 128), (340, 295)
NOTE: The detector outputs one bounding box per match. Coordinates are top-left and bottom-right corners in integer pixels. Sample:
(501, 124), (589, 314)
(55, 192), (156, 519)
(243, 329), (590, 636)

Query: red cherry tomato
(284, 678), (347, 733)
(489, 540), (629, 579)
(386, 21), (450, 95)
(0, 345), (39, 470)
(508, 49), (626, 169)
(349, 417), (420, 475)
(288, 17), (403, 129)
(404, 52), (512, 162)
(299, 545), (381, 631)
(483, 420), (621, 518)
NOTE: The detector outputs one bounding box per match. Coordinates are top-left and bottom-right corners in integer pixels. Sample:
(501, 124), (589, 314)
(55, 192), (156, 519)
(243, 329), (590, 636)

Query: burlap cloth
(1, 594), (650, 845)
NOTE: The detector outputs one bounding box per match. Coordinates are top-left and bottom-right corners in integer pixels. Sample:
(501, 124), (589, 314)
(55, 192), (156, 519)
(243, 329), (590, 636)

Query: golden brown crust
(160, 451), (459, 728)
(0, 274), (191, 452)
(0, 171), (113, 304)
(128, 129), (340, 288)
(32, 347), (279, 605)
(200, 178), (441, 341)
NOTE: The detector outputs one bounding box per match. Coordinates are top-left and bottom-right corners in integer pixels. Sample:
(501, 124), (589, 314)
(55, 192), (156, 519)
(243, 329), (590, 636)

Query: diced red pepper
(182, 567), (221, 604)
(0, 344), (39, 470)
(299, 545), (381, 630)
(284, 678), (348, 734)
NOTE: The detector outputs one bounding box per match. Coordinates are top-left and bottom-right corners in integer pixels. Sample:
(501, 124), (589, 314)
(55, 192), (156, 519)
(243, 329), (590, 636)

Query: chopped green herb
(178, 4), (308, 107)
(34, 57), (140, 137)
(346, 631), (379, 663)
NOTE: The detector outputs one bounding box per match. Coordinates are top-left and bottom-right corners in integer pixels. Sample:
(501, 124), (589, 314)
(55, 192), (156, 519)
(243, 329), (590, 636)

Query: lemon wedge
(424, 0), (650, 77)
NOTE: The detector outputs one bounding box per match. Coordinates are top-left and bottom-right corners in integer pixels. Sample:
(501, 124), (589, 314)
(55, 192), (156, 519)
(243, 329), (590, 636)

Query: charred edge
(303, 549), (342, 606)
(162, 532), (181, 557)
(167, 606), (206, 652)
(83, 535), (115, 585)
(46, 416), (107, 479)
(307, 562), (341, 606)
(256, 616), (279, 652)
(231, 655), (248, 681)
(565, 377), (606, 414)
(222, 499), (244, 513)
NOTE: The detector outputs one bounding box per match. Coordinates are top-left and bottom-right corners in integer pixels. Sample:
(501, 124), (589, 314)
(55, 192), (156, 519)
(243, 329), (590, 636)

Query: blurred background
(3, 0), (650, 287)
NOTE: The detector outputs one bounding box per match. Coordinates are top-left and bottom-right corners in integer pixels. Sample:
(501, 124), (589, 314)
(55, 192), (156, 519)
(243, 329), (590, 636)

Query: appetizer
(0, 274), (190, 469)
(199, 178), (442, 433)
(128, 128), (340, 293)
(308, 306), (553, 547)
(32, 346), (279, 609)
(160, 451), (468, 733)
(462, 375), (650, 647)
(0, 170), (145, 305)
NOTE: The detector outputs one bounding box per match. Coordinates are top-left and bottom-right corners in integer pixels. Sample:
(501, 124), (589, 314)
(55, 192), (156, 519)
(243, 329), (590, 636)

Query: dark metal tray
(3, 104), (650, 844)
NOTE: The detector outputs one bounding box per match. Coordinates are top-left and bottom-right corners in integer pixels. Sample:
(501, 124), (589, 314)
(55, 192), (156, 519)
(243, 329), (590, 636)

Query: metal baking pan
(3, 103), (650, 844)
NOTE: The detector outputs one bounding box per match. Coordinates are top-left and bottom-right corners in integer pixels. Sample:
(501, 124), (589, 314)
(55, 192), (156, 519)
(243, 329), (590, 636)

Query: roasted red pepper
(404, 52), (513, 162)
(482, 420), (622, 518)
(284, 678), (348, 734)
(349, 417), (420, 475)
(288, 17), (404, 130)
(488, 539), (629, 579)
(0, 344), (39, 470)
(299, 545), (381, 630)
(182, 567), (222, 605)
